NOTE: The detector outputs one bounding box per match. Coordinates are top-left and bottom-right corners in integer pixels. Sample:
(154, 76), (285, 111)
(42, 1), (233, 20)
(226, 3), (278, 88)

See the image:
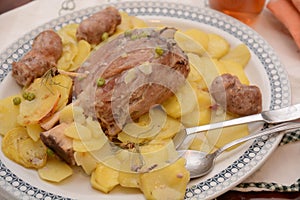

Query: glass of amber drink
(208, 0), (266, 25)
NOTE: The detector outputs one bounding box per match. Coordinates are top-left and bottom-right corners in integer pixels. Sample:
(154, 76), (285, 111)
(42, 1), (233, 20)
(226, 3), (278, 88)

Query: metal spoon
(178, 122), (300, 179)
(173, 104), (300, 149)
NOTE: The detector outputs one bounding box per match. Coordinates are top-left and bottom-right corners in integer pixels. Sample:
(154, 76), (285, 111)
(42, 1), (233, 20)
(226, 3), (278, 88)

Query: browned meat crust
(75, 28), (190, 137)
(12, 30), (62, 87)
(210, 73), (262, 116)
(76, 6), (121, 45)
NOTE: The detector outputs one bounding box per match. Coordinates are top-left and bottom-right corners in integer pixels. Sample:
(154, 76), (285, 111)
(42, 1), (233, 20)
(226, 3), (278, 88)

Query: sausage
(31, 30), (63, 61)
(76, 6), (121, 45)
(210, 73), (262, 116)
(12, 30), (62, 87)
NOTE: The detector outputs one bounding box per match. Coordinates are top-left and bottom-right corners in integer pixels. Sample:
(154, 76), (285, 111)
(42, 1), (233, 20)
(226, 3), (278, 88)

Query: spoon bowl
(179, 122), (300, 179)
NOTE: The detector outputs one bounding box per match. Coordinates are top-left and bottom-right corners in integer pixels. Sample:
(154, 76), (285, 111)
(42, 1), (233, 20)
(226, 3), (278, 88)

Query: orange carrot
(267, 0), (300, 49)
(292, 0), (300, 12)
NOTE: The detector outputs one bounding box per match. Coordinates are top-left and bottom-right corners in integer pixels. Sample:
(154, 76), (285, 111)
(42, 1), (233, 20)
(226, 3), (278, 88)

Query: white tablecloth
(0, 0), (299, 199)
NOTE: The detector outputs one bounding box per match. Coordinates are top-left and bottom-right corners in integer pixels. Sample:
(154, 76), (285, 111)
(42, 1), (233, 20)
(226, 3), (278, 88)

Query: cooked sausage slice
(210, 73), (262, 116)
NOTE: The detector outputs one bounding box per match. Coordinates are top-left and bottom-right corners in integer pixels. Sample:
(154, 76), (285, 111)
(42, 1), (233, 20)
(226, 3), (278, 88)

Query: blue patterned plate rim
(0, 1), (291, 200)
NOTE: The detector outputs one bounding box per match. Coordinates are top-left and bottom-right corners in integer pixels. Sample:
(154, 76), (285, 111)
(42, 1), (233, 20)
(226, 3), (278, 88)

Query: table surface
(0, 0), (299, 199)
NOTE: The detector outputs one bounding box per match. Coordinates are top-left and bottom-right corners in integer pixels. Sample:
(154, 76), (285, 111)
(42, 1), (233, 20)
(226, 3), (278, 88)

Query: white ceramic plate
(0, 1), (291, 200)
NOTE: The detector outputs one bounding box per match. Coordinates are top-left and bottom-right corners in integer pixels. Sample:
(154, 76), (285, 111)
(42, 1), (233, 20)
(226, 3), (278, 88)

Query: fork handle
(185, 113), (264, 135)
(214, 122), (300, 157)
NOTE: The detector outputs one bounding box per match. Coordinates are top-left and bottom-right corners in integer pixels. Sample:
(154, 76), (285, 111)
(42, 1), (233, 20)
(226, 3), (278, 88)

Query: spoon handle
(214, 122), (300, 157)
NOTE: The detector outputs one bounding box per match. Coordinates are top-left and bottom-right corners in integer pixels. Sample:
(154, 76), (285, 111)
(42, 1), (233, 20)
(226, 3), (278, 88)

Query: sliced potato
(206, 123), (249, 150)
(117, 131), (147, 144)
(68, 40), (91, 71)
(57, 23), (78, 44)
(187, 62), (205, 84)
(38, 157), (73, 182)
(162, 83), (198, 119)
(73, 136), (107, 152)
(206, 33), (230, 58)
(2, 127), (47, 168)
(184, 29), (209, 51)
(122, 106), (167, 141)
(2, 127), (27, 166)
(64, 122), (92, 140)
(0, 95), (21, 135)
(59, 104), (74, 124)
(57, 42), (78, 71)
(59, 104), (86, 124)
(118, 171), (140, 188)
(220, 60), (250, 85)
(155, 116), (182, 140)
(85, 117), (105, 138)
(119, 115), (181, 143)
(188, 53), (226, 89)
(91, 162), (119, 193)
(116, 12), (147, 35)
(51, 74), (73, 111)
(17, 78), (60, 125)
(116, 12), (134, 34)
(130, 15), (147, 28)
(220, 44), (251, 67)
(139, 158), (189, 200)
(174, 31), (206, 55)
(26, 124), (43, 142)
(74, 151), (97, 175)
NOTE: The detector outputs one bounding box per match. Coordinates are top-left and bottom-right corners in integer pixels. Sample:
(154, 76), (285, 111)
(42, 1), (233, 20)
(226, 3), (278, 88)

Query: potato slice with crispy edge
(2, 127), (47, 169)
(17, 78), (60, 126)
(51, 74), (73, 111)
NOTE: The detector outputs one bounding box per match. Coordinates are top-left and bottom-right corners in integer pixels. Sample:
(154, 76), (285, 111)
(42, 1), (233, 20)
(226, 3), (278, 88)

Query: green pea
(22, 92), (35, 101)
(155, 46), (164, 57)
(22, 92), (28, 99)
(26, 93), (36, 101)
(96, 78), (105, 87)
(102, 32), (109, 41)
(47, 148), (55, 157)
(124, 30), (132, 37)
(13, 97), (21, 105)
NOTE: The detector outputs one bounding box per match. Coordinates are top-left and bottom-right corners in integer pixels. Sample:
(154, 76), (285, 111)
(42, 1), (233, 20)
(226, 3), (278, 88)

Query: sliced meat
(210, 73), (262, 116)
(76, 6), (121, 45)
(12, 30), (62, 86)
(75, 28), (190, 137)
(40, 123), (75, 165)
